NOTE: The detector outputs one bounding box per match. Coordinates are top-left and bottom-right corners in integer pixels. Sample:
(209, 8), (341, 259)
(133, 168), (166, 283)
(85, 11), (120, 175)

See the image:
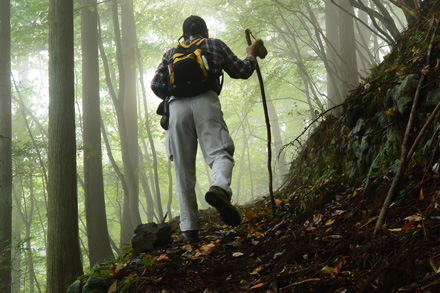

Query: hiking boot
(205, 186), (241, 227)
(181, 230), (200, 244)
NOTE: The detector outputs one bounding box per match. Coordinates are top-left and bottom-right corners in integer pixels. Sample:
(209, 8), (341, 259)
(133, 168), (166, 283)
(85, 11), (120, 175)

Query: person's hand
(253, 39), (268, 59)
(246, 44), (258, 58)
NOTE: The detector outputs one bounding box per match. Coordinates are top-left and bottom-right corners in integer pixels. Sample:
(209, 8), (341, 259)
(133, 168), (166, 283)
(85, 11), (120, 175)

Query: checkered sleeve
(206, 39), (256, 79)
(151, 50), (173, 99)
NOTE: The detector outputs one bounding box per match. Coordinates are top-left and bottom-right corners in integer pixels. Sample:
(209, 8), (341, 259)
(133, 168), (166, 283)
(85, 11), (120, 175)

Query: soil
(100, 169), (440, 292)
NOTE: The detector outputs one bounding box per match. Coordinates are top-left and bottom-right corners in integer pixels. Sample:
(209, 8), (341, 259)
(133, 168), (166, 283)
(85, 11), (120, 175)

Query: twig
(420, 135), (440, 185)
(280, 278), (321, 290)
(374, 17), (439, 234)
(245, 29), (276, 213)
(406, 98), (440, 162)
(284, 98), (354, 149)
(418, 209), (428, 241)
(389, 0), (417, 17)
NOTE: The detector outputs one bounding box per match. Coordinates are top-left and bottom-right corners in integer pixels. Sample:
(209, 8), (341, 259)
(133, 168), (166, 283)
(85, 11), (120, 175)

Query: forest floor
(97, 169), (440, 292)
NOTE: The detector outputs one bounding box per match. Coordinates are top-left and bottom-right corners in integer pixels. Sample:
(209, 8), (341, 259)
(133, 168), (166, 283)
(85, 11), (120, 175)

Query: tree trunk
(338, 0), (359, 97)
(167, 160), (174, 219)
(120, 0), (141, 228)
(267, 99), (289, 187)
(137, 45), (164, 222)
(235, 125), (247, 201)
(11, 208), (21, 293)
(139, 146), (156, 223)
(325, 0), (342, 111)
(356, 6), (375, 78)
(81, 0), (114, 267)
(107, 0), (141, 245)
(47, 0), (83, 290)
(0, 0), (12, 290)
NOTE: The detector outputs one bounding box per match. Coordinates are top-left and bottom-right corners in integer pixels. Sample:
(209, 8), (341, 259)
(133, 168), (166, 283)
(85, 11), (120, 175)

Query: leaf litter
(85, 170), (440, 292)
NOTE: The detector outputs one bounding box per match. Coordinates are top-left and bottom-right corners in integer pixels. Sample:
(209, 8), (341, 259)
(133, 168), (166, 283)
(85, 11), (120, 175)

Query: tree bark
(47, 0), (83, 290)
(137, 46), (164, 222)
(0, 0), (12, 290)
(81, 0), (114, 267)
(11, 208), (21, 293)
(325, 0), (342, 112)
(120, 0), (142, 228)
(106, 0), (141, 245)
(338, 0), (359, 100)
(139, 146), (156, 223)
(267, 99), (289, 187)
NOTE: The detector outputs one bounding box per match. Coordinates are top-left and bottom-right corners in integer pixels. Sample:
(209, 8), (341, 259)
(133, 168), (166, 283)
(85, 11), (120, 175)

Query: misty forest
(1, 0), (440, 292)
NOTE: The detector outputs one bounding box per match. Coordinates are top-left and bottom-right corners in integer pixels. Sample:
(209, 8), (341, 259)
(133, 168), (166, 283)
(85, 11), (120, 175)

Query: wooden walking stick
(245, 29), (276, 213)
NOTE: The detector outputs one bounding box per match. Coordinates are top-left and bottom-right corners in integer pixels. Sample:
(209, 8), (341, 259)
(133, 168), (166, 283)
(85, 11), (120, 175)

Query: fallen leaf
(385, 65), (399, 73)
(421, 65), (430, 75)
(385, 108), (394, 116)
(333, 210), (345, 216)
(245, 210), (258, 222)
(420, 189), (424, 201)
(331, 262), (343, 278)
(402, 221), (415, 232)
(108, 280), (118, 293)
(183, 244), (193, 252)
(114, 263), (125, 274)
(199, 243), (216, 255)
(325, 218), (335, 226)
(365, 216), (378, 225)
(232, 252), (244, 257)
(249, 283), (264, 290)
(404, 214), (422, 222)
(275, 199), (282, 207)
(250, 266), (263, 275)
(157, 254), (170, 262)
(321, 265), (334, 274)
(313, 214), (323, 225)
(430, 257), (440, 273)
(388, 228), (402, 232)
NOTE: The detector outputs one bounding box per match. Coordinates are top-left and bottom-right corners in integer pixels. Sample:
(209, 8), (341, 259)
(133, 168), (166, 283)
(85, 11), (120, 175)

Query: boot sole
(205, 191), (241, 226)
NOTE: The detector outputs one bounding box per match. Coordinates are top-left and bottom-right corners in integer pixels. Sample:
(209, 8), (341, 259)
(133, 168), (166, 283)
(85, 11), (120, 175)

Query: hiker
(151, 15), (267, 243)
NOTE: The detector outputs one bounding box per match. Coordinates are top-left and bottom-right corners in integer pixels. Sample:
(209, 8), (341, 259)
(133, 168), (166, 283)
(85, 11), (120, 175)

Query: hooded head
(182, 15), (208, 39)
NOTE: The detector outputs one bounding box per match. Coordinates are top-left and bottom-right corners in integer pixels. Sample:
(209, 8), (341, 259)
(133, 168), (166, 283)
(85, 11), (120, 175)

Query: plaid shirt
(151, 37), (256, 99)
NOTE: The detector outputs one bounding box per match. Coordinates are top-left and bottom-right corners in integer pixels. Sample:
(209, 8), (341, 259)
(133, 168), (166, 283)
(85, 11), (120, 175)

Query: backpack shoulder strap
(175, 38), (205, 51)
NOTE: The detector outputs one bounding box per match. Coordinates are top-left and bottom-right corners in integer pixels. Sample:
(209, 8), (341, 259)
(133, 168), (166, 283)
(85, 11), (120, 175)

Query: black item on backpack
(156, 97), (170, 130)
(168, 38), (214, 97)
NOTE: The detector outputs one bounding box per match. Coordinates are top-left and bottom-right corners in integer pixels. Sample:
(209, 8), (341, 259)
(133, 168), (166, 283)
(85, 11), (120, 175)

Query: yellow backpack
(168, 38), (213, 97)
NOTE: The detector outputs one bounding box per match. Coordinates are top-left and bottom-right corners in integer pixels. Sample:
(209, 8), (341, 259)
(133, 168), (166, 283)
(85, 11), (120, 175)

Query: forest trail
(79, 168), (440, 292)
(74, 14), (440, 292)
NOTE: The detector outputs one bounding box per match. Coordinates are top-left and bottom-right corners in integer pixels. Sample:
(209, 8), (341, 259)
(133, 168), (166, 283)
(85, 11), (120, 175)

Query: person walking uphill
(151, 15), (267, 243)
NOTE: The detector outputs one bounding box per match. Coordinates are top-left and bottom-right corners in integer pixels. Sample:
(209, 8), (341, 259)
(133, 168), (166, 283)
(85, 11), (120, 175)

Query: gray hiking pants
(165, 90), (235, 232)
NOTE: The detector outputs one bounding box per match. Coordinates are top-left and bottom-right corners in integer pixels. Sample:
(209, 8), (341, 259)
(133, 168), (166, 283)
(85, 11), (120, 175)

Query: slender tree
(0, 0), (12, 290)
(103, 0), (142, 246)
(47, 0), (83, 290)
(338, 0), (359, 96)
(325, 0), (342, 111)
(81, 0), (114, 266)
(120, 0), (143, 229)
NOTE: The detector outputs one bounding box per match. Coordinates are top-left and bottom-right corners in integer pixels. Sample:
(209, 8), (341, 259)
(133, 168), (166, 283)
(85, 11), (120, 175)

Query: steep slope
(70, 15), (440, 293)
